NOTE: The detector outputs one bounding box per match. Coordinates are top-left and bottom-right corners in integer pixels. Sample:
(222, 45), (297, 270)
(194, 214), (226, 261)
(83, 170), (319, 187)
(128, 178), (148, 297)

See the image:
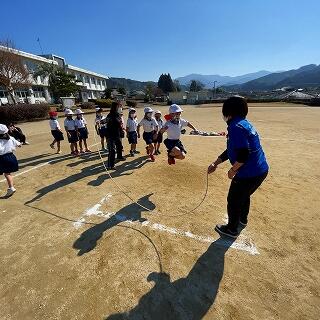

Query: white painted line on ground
(74, 196), (260, 256)
(0, 143), (100, 183)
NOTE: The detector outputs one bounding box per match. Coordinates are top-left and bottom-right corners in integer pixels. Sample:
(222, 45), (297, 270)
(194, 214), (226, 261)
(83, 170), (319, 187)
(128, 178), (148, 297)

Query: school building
(0, 46), (109, 105)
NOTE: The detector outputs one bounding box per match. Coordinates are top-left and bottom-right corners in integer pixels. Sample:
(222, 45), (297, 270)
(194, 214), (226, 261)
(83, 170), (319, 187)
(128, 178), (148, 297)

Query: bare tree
(0, 40), (31, 104)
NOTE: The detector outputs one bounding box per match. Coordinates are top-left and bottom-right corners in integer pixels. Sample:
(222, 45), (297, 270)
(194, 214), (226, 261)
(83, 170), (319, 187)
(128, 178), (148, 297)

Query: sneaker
(23, 142), (30, 145)
(56, 151), (61, 154)
(117, 156), (126, 161)
(50, 143), (55, 149)
(239, 220), (247, 227)
(130, 151), (135, 157)
(85, 149), (91, 153)
(107, 166), (116, 170)
(5, 187), (16, 198)
(168, 156), (175, 165)
(134, 150), (140, 154)
(215, 224), (239, 239)
(80, 150), (85, 154)
(149, 154), (155, 162)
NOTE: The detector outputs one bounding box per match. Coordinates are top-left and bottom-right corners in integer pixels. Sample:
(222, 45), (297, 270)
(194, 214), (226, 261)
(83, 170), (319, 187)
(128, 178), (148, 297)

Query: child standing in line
(75, 109), (91, 154)
(64, 109), (79, 156)
(49, 111), (64, 154)
(160, 104), (198, 165)
(153, 110), (164, 155)
(126, 108), (139, 156)
(95, 108), (108, 150)
(137, 107), (158, 162)
(0, 124), (21, 198)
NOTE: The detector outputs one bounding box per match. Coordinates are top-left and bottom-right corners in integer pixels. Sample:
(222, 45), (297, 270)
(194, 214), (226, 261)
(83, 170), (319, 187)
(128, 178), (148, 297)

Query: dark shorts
(0, 153), (19, 174)
(67, 130), (79, 143)
(99, 127), (108, 138)
(78, 127), (88, 140)
(143, 132), (154, 145)
(128, 131), (137, 144)
(153, 132), (163, 143)
(164, 139), (187, 154)
(51, 130), (64, 141)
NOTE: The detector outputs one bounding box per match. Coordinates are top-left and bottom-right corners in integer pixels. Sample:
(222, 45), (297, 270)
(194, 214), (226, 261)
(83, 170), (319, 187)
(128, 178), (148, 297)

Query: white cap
(75, 108), (84, 115)
(169, 104), (183, 114)
(128, 108), (136, 113)
(95, 107), (101, 112)
(155, 110), (162, 115)
(64, 109), (74, 115)
(144, 106), (154, 113)
(0, 124), (8, 134)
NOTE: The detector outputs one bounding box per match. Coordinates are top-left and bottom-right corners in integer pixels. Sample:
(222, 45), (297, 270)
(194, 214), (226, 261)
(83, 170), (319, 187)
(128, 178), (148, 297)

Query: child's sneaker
(85, 149), (91, 153)
(80, 150), (85, 154)
(130, 151), (135, 157)
(5, 187), (16, 198)
(56, 150), (61, 154)
(168, 156), (175, 165)
(149, 154), (155, 162)
(50, 143), (55, 149)
(215, 224), (239, 239)
(134, 150), (140, 154)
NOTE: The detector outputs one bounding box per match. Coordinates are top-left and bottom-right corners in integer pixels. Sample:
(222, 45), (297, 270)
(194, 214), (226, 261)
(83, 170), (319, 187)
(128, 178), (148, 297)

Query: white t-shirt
(49, 119), (61, 130)
(139, 118), (158, 133)
(0, 137), (21, 155)
(64, 118), (76, 131)
(95, 115), (107, 128)
(155, 118), (165, 130)
(75, 117), (87, 129)
(164, 118), (189, 140)
(126, 118), (138, 132)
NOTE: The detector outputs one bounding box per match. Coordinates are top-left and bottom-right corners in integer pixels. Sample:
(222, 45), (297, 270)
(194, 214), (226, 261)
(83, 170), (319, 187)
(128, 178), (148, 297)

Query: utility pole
(213, 81), (218, 98)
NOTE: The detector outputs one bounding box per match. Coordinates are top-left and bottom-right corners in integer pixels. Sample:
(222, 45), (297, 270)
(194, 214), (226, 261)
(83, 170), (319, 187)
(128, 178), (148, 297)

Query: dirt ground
(0, 103), (319, 320)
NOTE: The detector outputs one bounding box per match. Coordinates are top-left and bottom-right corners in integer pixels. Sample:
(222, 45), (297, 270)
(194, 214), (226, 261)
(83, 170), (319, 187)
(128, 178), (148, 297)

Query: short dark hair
(110, 101), (119, 113)
(222, 96), (248, 118)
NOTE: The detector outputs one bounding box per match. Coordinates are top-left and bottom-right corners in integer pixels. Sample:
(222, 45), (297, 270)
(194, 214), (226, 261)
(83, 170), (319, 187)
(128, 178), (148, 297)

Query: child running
(0, 124), (21, 198)
(74, 109), (91, 154)
(94, 108), (108, 150)
(137, 107), (158, 162)
(64, 109), (79, 156)
(153, 110), (164, 155)
(160, 104), (198, 165)
(126, 108), (139, 156)
(49, 111), (64, 154)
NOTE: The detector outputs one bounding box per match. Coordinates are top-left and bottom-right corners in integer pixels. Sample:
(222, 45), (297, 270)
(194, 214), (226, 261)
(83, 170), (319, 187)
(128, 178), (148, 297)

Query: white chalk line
(0, 142), (100, 183)
(73, 196), (259, 256)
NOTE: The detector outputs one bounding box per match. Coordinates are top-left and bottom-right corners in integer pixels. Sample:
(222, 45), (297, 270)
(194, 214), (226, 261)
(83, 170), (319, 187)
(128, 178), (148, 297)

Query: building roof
(67, 64), (109, 79)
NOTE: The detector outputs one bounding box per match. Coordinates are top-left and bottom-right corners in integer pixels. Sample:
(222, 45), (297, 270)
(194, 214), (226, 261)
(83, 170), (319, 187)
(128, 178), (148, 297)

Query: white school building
(0, 46), (109, 105)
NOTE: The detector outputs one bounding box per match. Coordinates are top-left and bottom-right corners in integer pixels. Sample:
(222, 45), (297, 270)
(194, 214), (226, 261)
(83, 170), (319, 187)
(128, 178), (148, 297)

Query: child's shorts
(153, 132), (163, 143)
(67, 130), (79, 143)
(128, 131), (137, 144)
(0, 153), (19, 174)
(51, 130), (64, 141)
(78, 127), (88, 140)
(164, 139), (187, 154)
(99, 127), (108, 138)
(143, 132), (154, 145)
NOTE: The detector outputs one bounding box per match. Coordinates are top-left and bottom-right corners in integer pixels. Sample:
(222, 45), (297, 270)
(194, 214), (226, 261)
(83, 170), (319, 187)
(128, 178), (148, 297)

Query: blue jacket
(227, 117), (269, 178)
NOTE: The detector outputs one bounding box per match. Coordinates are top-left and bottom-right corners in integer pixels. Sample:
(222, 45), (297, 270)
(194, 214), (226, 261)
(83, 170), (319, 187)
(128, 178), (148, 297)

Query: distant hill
(106, 77), (156, 92)
(225, 64), (320, 91)
(175, 71), (272, 89)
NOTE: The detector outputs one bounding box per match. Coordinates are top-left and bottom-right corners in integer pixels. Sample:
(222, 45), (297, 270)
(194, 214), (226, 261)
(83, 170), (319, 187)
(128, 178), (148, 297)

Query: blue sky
(1, 0), (320, 81)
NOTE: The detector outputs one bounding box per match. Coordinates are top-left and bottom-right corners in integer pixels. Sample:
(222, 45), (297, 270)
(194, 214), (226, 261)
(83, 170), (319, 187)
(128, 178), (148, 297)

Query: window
(33, 87), (44, 98)
(97, 79), (101, 86)
(91, 77), (96, 85)
(86, 76), (89, 83)
(0, 90), (6, 98)
(15, 89), (29, 98)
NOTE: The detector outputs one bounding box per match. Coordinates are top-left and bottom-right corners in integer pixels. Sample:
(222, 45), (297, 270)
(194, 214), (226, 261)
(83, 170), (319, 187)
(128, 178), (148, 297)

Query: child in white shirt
(0, 124), (21, 197)
(137, 107), (158, 162)
(160, 104), (198, 165)
(154, 110), (165, 155)
(126, 108), (139, 156)
(49, 111), (64, 154)
(75, 109), (91, 153)
(64, 109), (79, 156)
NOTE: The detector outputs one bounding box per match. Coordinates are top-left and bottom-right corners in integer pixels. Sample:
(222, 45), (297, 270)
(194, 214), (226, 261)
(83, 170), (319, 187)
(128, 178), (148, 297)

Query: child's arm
(137, 124), (141, 138)
(65, 126), (71, 137)
(159, 126), (168, 134)
(187, 122), (198, 132)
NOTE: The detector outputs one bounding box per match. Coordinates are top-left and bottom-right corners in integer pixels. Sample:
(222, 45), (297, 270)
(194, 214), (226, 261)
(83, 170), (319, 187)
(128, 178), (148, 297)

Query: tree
(0, 40), (31, 104)
(103, 88), (112, 99)
(145, 82), (156, 101)
(189, 80), (205, 92)
(157, 73), (176, 93)
(118, 87), (126, 95)
(174, 80), (181, 92)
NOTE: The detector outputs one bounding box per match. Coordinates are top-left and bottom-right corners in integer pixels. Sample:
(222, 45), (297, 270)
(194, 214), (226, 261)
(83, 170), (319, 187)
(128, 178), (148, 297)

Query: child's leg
(74, 142), (79, 153)
(57, 141), (61, 152)
(156, 142), (160, 152)
(132, 143), (136, 151)
(101, 137), (105, 149)
(149, 143), (154, 155)
(4, 173), (14, 189)
(79, 139), (83, 152)
(169, 147), (185, 160)
(84, 139), (89, 151)
(70, 143), (74, 153)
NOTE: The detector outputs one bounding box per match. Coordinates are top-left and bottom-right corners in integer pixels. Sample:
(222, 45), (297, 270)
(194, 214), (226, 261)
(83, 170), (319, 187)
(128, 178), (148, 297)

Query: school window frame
(32, 86), (45, 98)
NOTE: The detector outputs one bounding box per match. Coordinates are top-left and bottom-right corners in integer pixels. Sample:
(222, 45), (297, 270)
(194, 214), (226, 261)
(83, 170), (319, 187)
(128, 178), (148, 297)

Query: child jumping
(64, 109), (79, 156)
(49, 111), (64, 154)
(126, 108), (139, 156)
(75, 109), (91, 154)
(137, 107), (158, 162)
(154, 110), (164, 155)
(160, 104), (198, 165)
(0, 124), (21, 198)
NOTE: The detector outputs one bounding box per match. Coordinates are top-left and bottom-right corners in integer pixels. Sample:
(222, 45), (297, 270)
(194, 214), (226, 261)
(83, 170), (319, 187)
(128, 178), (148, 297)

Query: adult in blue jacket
(208, 96), (269, 238)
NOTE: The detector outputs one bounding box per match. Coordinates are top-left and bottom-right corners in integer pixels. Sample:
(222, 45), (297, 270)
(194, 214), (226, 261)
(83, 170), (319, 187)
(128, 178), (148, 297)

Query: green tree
(118, 87), (126, 95)
(103, 88), (112, 99)
(157, 73), (176, 93)
(189, 80), (205, 92)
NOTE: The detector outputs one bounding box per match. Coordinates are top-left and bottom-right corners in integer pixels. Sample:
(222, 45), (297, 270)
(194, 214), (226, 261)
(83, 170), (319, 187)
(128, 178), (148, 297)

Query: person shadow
(105, 237), (235, 320)
(73, 193), (155, 256)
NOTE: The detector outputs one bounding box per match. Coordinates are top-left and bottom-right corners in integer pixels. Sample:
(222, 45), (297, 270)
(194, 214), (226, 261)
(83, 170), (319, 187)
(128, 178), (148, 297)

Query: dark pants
(227, 171), (268, 232)
(107, 137), (123, 168)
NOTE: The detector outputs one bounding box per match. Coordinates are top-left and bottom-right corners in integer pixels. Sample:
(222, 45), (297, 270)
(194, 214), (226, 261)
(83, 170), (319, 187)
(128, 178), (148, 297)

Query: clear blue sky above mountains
(2, 0), (320, 81)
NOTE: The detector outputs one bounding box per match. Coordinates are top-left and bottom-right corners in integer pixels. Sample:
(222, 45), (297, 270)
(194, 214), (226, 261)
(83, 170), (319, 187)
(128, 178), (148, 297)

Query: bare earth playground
(0, 102), (319, 319)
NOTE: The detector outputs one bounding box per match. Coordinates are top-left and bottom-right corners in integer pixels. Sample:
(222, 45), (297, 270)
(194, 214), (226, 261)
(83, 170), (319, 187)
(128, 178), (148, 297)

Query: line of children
(137, 107), (159, 162)
(49, 111), (64, 154)
(74, 109), (91, 153)
(0, 124), (21, 198)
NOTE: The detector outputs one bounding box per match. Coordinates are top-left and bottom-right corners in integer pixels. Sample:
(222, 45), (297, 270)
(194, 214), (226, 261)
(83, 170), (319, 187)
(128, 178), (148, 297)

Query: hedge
(126, 100), (137, 108)
(95, 99), (113, 109)
(78, 101), (96, 109)
(0, 104), (50, 124)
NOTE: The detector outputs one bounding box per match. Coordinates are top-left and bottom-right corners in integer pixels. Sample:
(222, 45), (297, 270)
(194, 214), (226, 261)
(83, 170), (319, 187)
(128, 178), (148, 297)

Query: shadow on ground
(105, 237), (234, 320)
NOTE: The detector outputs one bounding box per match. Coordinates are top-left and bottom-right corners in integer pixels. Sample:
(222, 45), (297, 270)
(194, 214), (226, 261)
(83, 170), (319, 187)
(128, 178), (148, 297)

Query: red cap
(49, 111), (58, 117)
(164, 114), (172, 121)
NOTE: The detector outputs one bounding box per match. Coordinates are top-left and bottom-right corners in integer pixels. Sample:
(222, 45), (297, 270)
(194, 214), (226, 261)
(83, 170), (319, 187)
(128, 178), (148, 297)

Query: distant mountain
(175, 71), (272, 89)
(225, 64), (320, 91)
(106, 77), (156, 92)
